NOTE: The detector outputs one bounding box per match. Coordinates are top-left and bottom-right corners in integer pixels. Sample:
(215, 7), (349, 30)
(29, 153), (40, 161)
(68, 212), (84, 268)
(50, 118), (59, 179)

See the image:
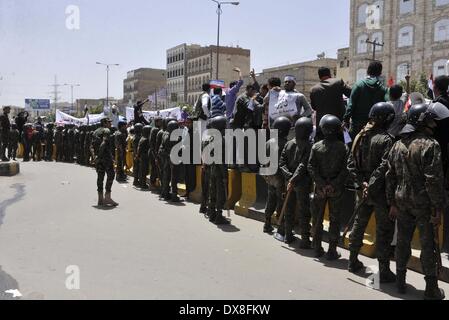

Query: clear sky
(0, 0), (350, 106)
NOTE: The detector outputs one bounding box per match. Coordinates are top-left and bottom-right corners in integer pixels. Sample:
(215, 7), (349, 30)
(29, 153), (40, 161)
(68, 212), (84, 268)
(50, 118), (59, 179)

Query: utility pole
(63, 83), (80, 115)
(49, 75), (62, 118)
(405, 63), (411, 94)
(366, 38), (384, 62)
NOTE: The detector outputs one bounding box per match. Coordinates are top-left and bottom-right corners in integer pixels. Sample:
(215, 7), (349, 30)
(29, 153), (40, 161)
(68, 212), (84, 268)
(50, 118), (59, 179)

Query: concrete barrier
(189, 166), (203, 203)
(0, 162), (20, 176)
(234, 172), (257, 218)
(247, 174), (269, 222)
(226, 169), (242, 210)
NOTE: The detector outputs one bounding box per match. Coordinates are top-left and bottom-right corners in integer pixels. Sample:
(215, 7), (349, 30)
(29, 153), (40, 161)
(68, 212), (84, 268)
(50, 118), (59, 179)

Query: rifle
(342, 197), (367, 240)
(277, 187), (293, 226)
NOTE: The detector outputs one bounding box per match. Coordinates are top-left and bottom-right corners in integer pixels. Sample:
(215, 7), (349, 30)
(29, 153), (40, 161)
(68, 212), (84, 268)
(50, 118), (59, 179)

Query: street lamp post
(96, 62), (119, 108)
(211, 0), (239, 81)
(63, 83), (80, 114)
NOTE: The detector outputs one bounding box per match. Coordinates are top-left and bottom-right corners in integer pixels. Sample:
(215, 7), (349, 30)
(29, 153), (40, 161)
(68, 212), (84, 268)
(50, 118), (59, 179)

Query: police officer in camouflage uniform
(386, 103), (449, 300)
(115, 121), (128, 182)
(32, 124), (44, 162)
(276, 117), (313, 247)
(262, 117), (291, 234)
(149, 117), (162, 189)
(95, 118), (119, 207)
(159, 120), (181, 202)
(45, 123), (55, 161)
(347, 103), (396, 282)
(55, 126), (64, 162)
(137, 125), (151, 190)
(78, 125), (87, 165)
(132, 123), (144, 187)
(207, 116), (230, 225)
(308, 115), (349, 259)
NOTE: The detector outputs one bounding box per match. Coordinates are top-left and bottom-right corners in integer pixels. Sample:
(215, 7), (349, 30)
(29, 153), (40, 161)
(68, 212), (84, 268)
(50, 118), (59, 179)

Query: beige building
(123, 68), (166, 109)
(350, 0), (449, 85)
(246, 58), (337, 100)
(186, 46), (251, 105)
(166, 43), (201, 104)
(337, 47), (351, 84)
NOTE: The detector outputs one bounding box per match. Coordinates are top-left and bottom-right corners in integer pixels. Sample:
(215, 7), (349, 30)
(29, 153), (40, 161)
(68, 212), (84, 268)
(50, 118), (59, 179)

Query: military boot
(104, 192), (119, 207)
(263, 217), (274, 234)
(299, 236), (312, 249)
(171, 193), (180, 203)
(396, 270), (407, 294)
(208, 208), (217, 222)
(214, 211), (230, 225)
(379, 260), (396, 283)
(97, 192), (104, 206)
(326, 242), (341, 261)
(313, 240), (325, 258)
(348, 251), (364, 273)
(424, 276), (445, 300)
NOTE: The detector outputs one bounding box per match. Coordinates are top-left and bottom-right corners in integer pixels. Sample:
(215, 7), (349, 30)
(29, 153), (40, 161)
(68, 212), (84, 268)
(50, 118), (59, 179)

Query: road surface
(0, 162), (448, 300)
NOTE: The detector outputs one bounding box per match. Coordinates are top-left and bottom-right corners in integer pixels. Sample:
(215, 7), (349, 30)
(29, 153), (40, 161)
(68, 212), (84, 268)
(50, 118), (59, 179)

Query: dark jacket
(280, 138), (312, 190)
(310, 78), (352, 124)
(433, 94), (449, 178)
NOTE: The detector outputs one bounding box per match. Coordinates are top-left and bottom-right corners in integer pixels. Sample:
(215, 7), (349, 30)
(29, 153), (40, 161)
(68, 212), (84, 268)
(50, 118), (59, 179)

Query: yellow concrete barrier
(226, 169), (241, 210)
(189, 166), (203, 203)
(17, 143), (24, 158)
(234, 172), (257, 217)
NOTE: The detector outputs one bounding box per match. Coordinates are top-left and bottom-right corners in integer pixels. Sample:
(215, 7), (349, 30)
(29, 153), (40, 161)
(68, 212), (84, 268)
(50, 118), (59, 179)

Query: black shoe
(379, 260), (396, 283)
(284, 235), (297, 245)
(424, 276), (445, 300)
(348, 251), (365, 273)
(263, 224), (274, 234)
(299, 238), (312, 249)
(171, 194), (180, 203)
(140, 184), (150, 190)
(2, 157), (10, 162)
(199, 206), (207, 214)
(314, 247), (325, 258)
(396, 271), (407, 295)
(214, 214), (230, 225)
(326, 249), (341, 261)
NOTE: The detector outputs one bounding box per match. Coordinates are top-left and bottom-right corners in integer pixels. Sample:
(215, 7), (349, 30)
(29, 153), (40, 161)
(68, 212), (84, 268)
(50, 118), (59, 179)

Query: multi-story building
(123, 68), (166, 109)
(166, 44), (201, 105)
(337, 47), (351, 84)
(244, 58), (337, 100)
(350, 0), (449, 84)
(186, 45), (251, 105)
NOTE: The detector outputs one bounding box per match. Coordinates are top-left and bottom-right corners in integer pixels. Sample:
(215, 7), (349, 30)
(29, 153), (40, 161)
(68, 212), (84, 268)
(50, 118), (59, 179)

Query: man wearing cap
(0, 106), (11, 161)
(273, 76), (313, 130)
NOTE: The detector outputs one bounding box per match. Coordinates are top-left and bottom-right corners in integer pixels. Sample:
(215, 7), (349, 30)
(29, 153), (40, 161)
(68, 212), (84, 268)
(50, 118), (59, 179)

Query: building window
(396, 63), (409, 82)
(356, 68), (367, 82)
(436, 0), (449, 7)
(399, 0), (414, 15)
(357, 34), (369, 54)
(371, 31), (383, 51)
(434, 59), (448, 76)
(358, 3), (368, 25)
(435, 19), (449, 42)
(398, 25), (414, 47)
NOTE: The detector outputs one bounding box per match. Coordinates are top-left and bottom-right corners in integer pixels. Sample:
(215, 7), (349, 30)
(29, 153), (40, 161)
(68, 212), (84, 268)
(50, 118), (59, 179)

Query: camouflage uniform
(45, 127), (54, 161)
(348, 125), (395, 261)
(137, 131), (150, 188)
(155, 128), (166, 191)
(8, 128), (20, 160)
(159, 130), (180, 199)
(115, 128), (128, 181)
(200, 139), (211, 214)
(32, 127), (43, 161)
(386, 132), (446, 278)
(279, 138), (313, 243)
(149, 126), (161, 186)
(133, 130), (143, 187)
(55, 128), (64, 162)
(96, 128), (115, 193)
(263, 136), (288, 232)
(308, 138), (349, 253)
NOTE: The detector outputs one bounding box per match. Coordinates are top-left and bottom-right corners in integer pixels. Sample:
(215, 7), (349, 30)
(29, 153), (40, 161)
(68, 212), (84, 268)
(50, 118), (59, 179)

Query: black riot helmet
(272, 116), (291, 138)
(134, 123), (144, 135)
(167, 120), (179, 133)
(46, 123), (55, 130)
(295, 117), (313, 141)
(118, 121), (127, 130)
(319, 114), (342, 137)
(369, 102), (396, 128)
(142, 125), (152, 138)
(401, 102), (449, 135)
(209, 116), (227, 132)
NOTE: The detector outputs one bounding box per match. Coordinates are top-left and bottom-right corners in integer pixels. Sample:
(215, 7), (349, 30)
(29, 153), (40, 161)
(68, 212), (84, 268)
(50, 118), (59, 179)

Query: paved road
(0, 162), (448, 300)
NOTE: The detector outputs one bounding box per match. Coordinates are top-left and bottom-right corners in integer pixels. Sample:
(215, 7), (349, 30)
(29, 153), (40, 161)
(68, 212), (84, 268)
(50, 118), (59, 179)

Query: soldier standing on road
(137, 125), (151, 190)
(347, 103), (396, 283)
(262, 116), (291, 234)
(32, 124), (44, 162)
(22, 123), (33, 162)
(149, 117), (163, 189)
(115, 121), (128, 182)
(45, 123), (55, 162)
(275, 117), (313, 247)
(207, 116), (230, 225)
(386, 103), (449, 300)
(8, 123), (20, 161)
(132, 123), (144, 187)
(95, 118), (118, 207)
(308, 115), (349, 259)
(0, 106), (11, 161)
(55, 126), (64, 162)
(159, 120), (181, 202)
